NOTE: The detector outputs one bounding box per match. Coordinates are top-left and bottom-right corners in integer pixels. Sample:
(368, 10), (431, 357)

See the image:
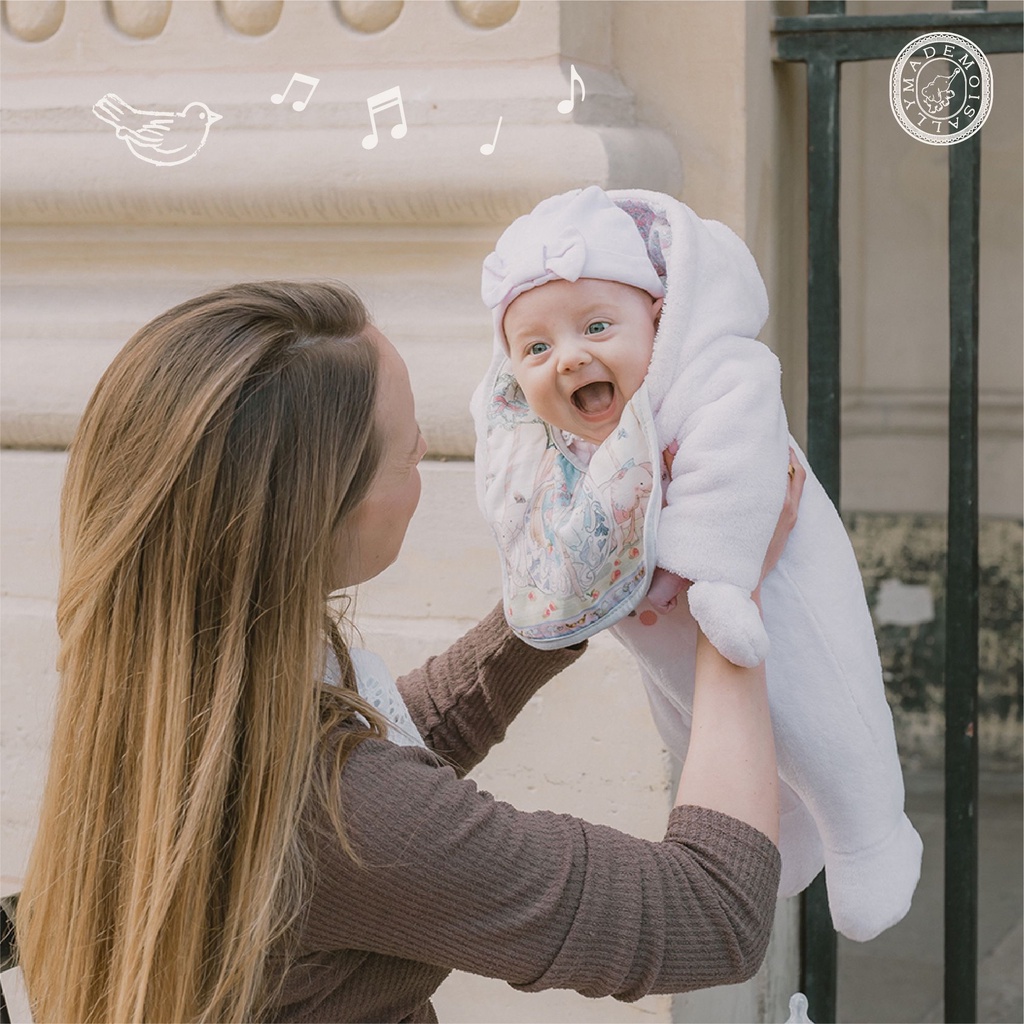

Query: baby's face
(504, 278), (662, 443)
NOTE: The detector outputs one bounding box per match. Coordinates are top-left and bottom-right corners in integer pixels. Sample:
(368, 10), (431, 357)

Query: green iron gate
(773, 2), (1023, 1022)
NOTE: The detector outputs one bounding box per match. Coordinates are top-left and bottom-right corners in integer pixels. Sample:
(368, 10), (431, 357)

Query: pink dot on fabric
(639, 610), (658, 626)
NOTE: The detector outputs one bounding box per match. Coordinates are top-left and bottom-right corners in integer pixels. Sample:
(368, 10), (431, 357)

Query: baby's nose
(557, 344), (591, 372)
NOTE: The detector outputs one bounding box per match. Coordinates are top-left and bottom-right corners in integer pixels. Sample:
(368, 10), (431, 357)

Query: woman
(17, 280), (801, 1023)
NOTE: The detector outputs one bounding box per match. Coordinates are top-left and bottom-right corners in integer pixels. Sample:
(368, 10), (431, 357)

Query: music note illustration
(557, 64), (585, 114)
(361, 86), (408, 150)
(271, 73), (320, 112)
(480, 116), (503, 156)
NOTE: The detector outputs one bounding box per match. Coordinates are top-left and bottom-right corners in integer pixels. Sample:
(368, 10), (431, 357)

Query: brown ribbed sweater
(270, 605), (781, 1023)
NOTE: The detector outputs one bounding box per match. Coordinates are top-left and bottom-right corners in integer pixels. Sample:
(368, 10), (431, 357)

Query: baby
(472, 186), (923, 943)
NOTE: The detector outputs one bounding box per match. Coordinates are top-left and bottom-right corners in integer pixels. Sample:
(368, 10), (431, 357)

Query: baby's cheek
(516, 375), (544, 410)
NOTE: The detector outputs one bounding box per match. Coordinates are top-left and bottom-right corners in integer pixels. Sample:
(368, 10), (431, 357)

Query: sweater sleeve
(396, 603), (586, 775)
(301, 739), (781, 1002)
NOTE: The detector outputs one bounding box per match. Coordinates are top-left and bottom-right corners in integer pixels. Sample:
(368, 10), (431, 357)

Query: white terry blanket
(471, 188), (922, 941)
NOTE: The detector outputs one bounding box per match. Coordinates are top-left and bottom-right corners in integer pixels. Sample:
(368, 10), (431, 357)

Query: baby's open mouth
(572, 381), (615, 415)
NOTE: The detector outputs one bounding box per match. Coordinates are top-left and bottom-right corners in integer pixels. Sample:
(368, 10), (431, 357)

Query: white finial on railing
(785, 992), (814, 1023)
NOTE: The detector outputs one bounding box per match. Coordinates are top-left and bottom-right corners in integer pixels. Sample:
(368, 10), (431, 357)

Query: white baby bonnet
(481, 184), (665, 351)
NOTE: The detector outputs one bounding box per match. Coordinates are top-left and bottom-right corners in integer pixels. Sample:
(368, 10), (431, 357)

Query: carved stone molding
(218, 0), (283, 36)
(2, 62), (679, 226)
(335, 0), (403, 34)
(106, 0), (171, 39)
(2, 0), (64, 41)
(452, 0), (519, 29)
(0, 223), (506, 454)
(1, 0), (564, 70)
(0, 0), (680, 457)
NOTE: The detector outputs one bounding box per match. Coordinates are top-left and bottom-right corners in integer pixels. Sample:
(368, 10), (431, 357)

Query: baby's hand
(647, 567), (687, 614)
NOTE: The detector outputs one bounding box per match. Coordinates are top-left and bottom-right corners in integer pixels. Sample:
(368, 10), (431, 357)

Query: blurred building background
(1, 2), (1020, 1021)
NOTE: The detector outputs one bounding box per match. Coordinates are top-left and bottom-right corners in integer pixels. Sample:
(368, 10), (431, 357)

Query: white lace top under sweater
(324, 646), (427, 750)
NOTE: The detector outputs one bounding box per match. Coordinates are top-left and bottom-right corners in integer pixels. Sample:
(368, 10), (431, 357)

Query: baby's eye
(586, 320), (610, 335)
(527, 341), (550, 356)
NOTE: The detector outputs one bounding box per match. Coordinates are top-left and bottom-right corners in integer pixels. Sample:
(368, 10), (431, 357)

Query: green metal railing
(772, 3), (1023, 1022)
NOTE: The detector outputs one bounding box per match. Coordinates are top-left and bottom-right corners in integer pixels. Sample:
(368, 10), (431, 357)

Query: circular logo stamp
(889, 32), (994, 145)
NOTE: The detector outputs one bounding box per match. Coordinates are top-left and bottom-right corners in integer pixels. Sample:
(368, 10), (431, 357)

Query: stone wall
(0, 2), (798, 1020)
(849, 513), (1023, 772)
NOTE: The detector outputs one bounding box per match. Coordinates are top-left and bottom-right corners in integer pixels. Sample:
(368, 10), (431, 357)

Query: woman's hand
(647, 566), (687, 614)
(756, 449), (805, 594)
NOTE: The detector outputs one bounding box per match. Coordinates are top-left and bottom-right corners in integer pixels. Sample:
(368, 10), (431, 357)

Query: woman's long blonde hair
(18, 281), (388, 1023)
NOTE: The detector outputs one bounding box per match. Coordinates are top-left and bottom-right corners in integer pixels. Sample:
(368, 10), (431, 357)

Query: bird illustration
(919, 71), (959, 116)
(92, 93), (223, 167)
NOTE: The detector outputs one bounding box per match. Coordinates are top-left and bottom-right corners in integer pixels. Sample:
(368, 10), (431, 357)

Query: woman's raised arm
(675, 454), (806, 843)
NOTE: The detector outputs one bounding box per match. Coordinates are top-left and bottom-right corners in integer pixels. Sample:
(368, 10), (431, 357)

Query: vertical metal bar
(944, 79), (981, 1024)
(946, 8), (983, 1020)
(800, 14), (842, 1019)
(805, 53), (843, 503)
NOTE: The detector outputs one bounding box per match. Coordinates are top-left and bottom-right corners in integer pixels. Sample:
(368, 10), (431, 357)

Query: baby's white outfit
(472, 186), (922, 941)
